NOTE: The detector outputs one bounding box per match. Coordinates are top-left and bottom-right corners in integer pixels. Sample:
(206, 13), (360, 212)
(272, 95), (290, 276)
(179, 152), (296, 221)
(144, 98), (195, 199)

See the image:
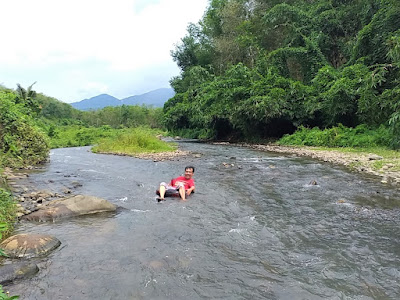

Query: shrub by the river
(0, 90), (49, 168)
(278, 124), (392, 148)
(48, 125), (120, 149)
(92, 127), (176, 155)
(0, 188), (17, 241)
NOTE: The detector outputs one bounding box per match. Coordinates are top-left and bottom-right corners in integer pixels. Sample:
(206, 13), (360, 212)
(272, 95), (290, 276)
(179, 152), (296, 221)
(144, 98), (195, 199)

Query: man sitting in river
(157, 166), (195, 202)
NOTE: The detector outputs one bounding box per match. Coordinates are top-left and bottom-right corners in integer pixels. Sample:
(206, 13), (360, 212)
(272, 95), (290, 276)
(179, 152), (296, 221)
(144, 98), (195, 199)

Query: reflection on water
(6, 144), (400, 299)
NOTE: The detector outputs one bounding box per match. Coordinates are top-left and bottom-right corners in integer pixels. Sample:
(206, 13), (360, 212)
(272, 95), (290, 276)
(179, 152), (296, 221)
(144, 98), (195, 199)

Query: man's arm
(186, 181), (195, 196)
(186, 186), (195, 196)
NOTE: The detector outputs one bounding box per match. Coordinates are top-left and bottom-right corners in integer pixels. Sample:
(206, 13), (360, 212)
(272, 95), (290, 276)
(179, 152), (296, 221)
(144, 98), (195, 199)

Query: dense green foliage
(37, 94), (163, 130)
(48, 125), (120, 148)
(40, 104), (164, 149)
(0, 89), (49, 168)
(78, 105), (163, 129)
(25, 89), (165, 149)
(165, 0), (400, 147)
(278, 124), (392, 147)
(0, 187), (16, 238)
(92, 127), (176, 155)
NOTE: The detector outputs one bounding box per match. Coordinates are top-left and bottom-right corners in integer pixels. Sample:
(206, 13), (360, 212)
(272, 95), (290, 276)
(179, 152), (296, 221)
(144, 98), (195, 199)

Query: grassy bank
(278, 124), (393, 148)
(0, 171), (17, 241)
(92, 127), (176, 155)
(48, 125), (120, 148)
(310, 146), (400, 173)
(274, 125), (400, 178)
(48, 125), (176, 155)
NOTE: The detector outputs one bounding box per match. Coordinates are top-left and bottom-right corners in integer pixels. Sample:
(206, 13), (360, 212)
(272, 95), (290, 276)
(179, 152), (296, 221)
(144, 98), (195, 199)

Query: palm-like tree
(15, 82), (41, 114)
(16, 82), (37, 104)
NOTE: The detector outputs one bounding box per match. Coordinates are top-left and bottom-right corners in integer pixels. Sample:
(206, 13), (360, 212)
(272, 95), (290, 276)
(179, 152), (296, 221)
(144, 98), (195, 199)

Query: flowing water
(6, 142), (400, 299)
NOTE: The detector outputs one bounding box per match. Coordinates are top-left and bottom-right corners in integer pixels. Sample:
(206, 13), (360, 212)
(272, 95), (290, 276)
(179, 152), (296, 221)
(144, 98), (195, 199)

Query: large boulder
(0, 234), (61, 259)
(22, 195), (117, 222)
(0, 262), (39, 284)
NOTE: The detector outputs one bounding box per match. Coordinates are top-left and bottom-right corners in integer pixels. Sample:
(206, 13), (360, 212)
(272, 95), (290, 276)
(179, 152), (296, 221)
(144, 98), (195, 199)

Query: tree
(15, 82), (41, 115)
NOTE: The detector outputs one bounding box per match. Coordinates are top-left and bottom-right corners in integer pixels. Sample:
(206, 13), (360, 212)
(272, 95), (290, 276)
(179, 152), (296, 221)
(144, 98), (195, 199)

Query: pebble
(368, 154), (383, 161)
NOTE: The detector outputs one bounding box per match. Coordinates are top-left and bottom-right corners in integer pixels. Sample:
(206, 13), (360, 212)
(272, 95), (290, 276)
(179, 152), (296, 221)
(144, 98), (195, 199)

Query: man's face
(184, 168), (194, 179)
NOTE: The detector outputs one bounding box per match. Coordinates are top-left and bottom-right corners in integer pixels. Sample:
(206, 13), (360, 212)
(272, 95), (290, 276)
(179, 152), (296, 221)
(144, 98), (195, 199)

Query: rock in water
(22, 195), (117, 222)
(0, 234), (61, 259)
(0, 262), (39, 284)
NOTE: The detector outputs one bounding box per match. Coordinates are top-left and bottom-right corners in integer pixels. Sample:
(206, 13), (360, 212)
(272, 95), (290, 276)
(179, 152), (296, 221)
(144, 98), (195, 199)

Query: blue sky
(0, 0), (208, 103)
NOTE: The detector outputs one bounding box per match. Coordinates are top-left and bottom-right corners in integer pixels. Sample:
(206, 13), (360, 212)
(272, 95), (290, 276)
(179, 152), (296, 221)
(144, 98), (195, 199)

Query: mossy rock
(22, 194), (117, 222)
(0, 234), (61, 259)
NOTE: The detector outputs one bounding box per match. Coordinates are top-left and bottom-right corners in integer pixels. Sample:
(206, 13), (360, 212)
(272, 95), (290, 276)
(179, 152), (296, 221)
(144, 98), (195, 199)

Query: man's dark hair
(185, 166), (195, 173)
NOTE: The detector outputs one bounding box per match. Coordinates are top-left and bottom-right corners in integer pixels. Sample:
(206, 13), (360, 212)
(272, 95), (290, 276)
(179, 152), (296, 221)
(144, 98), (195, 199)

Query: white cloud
(0, 0), (208, 102)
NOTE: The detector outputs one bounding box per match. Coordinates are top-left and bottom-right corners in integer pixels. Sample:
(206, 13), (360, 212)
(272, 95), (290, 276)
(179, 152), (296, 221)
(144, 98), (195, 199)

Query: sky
(0, 0), (209, 103)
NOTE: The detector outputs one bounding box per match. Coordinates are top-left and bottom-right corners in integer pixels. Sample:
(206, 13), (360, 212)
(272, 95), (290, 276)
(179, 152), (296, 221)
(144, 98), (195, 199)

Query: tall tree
(15, 82), (41, 115)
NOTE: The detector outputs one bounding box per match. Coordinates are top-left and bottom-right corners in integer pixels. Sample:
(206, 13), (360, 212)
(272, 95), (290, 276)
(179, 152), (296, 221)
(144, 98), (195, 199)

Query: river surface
(6, 142), (400, 299)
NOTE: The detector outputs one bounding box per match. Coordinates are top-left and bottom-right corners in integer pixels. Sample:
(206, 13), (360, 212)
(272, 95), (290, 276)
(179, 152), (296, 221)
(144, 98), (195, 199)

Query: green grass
(277, 125), (400, 172)
(48, 125), (120, 149)
(269, 123), (399, 174)
(0, 188), (17, 240)
(92, 127), (176, 155)
(278, 124), (393, 148)
(49, 125), (175, 155)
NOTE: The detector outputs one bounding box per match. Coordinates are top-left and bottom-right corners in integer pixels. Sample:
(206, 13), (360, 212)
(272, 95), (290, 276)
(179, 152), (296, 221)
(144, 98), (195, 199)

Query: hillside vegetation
(165, 0), (400, 148)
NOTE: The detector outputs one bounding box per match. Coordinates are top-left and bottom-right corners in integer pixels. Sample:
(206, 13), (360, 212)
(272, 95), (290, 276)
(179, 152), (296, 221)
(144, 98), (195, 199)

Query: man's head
(184, 166), (195, 179)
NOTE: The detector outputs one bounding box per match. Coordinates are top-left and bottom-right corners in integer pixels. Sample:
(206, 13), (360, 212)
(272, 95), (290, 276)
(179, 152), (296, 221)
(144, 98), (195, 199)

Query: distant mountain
(71, 88), (175, 111)
(71, 94), (121, 110)
(121, 88), (175, 107)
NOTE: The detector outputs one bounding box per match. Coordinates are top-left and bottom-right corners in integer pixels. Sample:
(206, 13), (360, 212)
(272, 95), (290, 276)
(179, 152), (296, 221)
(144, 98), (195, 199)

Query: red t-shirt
(171, 176), (195, 190)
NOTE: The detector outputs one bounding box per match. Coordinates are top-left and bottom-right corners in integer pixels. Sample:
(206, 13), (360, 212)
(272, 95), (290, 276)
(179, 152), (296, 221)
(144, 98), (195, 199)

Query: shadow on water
(6, 143), (400, 299)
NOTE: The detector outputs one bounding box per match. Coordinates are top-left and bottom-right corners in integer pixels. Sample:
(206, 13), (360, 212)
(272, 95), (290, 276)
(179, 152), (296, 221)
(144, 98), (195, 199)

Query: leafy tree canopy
(165, 0), (400, 147)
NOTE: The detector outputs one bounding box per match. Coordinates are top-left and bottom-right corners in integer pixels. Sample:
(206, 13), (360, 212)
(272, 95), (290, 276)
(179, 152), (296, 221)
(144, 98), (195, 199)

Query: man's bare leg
(178, 186), (186, 200)
(158, 185), (166, 201)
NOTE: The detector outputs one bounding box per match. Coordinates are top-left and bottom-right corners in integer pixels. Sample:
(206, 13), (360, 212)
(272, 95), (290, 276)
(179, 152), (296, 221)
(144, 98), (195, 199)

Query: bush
(278, 124), (393, 148)
(92, 127), (176, 154)
(0, 91), (49, 168)
(48, 125), (120, 149)
(0, 188), (16, 239)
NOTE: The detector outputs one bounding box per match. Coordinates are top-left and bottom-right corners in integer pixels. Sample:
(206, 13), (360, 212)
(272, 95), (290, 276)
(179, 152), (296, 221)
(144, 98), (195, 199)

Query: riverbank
(244, 144), (400, 187)
(93, 149), (193, 162)
(101, 139), (400, 186)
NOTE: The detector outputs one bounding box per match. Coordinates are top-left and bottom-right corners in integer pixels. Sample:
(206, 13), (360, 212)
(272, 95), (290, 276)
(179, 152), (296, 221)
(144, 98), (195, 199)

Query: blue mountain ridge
(70, 88), (175, 110)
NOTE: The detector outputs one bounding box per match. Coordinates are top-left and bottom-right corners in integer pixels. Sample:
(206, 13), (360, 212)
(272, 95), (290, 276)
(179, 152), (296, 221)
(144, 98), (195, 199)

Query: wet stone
(62, 188), (72, 194)
(0, 262), (39, 285)
(0, 234), (61, 259)
(71, 181), (83, 188)
(22, 195), (117, 222)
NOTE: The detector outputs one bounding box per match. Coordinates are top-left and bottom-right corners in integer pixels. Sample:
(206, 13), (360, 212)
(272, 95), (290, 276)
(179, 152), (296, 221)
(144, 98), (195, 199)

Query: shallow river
(7, 142), (400, 299)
